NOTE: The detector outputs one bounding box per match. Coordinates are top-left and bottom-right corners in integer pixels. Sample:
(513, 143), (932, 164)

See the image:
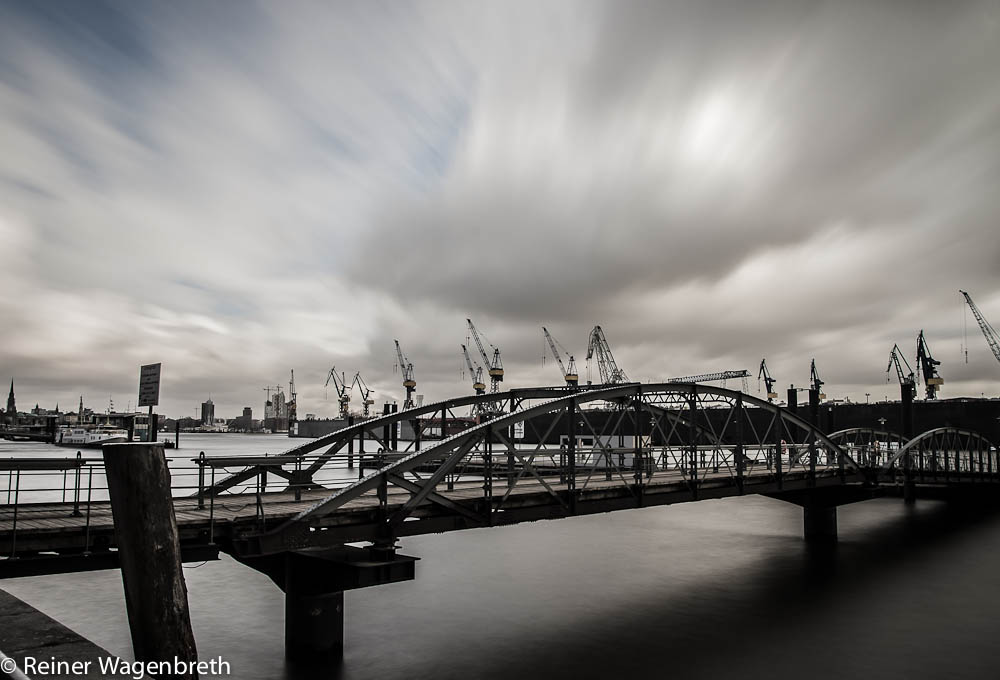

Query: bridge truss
(222, 383), (868, 556)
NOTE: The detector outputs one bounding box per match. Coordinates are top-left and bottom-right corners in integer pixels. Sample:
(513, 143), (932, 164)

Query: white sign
(138, 363), (161, 407)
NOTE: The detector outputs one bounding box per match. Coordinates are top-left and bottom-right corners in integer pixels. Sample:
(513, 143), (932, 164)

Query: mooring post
(101, 442), (198, 677)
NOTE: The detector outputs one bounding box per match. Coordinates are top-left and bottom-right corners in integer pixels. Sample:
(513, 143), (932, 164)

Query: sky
(1, 0), (999, 419)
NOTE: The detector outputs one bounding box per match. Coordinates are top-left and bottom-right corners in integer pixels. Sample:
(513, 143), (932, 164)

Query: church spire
(6, 379), (16, 426)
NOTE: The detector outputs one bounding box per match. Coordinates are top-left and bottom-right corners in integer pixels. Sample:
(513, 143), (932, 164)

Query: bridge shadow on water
(290, 496), (1000, 680)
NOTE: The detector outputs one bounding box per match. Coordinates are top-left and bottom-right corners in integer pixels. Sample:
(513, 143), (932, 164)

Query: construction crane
(352, 372), (375, 418)
(916, 330), (943, 399)
(324, 367), (352, 419)
(288, 370), (297, 424)
(467, 319), (503, 392)
(586, 325), (628, 384)
(394, 339), (416, 409)
(809, 359), (826, 400)
(886, 344), (916, 398)
(667, 369), (750, 384)
(758, 359), (777, 401)
(461, 344), (486, 395)
(542, 327), (579, 386)
(960, 290), (1000, 368)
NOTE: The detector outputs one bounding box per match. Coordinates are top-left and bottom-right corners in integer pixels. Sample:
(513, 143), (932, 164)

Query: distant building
(263, 390), (289, 432)
(6, 380), (16, 426)
(230, 406), (259, 432)
(201, 399), (215, 426)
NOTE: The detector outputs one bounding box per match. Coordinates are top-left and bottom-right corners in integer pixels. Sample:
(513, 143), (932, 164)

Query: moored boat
(55, 425), (129, 448)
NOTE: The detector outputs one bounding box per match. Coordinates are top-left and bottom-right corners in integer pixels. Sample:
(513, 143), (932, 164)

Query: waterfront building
(201, 399), (215, 426)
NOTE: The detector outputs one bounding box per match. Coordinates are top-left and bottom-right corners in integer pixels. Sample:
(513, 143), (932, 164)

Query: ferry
(55, 425), (130, 448)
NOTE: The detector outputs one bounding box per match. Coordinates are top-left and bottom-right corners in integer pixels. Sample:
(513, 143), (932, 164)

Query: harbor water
(3, 433), (999, 679)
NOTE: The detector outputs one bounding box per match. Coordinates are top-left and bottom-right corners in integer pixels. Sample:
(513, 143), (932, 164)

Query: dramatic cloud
(1, 0), (999, 418)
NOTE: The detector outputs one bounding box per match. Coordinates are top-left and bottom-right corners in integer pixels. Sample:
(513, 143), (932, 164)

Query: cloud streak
(1, 0), (999, 417)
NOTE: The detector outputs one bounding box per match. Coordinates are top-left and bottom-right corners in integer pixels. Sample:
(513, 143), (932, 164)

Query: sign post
(138, 363), (161, 443)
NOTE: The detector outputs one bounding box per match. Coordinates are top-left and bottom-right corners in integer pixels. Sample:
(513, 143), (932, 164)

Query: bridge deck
(0, 465), (850, 557)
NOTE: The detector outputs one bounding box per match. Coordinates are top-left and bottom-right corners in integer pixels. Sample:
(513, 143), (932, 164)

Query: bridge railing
(0, 452), (226, 558)
(880, 428), (999, 482)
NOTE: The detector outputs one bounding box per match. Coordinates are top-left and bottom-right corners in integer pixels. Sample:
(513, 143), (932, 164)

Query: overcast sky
(2, 0), (999, 419)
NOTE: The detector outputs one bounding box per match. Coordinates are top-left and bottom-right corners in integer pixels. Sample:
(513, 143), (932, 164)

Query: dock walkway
(1, 588), (120, 680)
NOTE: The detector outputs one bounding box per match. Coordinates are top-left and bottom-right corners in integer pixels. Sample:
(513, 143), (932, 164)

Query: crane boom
(352, 372), (375, 417)
(758, 359), (777, 401)
(667, 370), (750, 383)
(916, 330), (943, 399)
(467, 319), (503, 391)
(809, 359), (826, 400)
(586, 325), (628, 384)
(542, 327), (567, 376)
(394, 339), (416, 409)
(887, 343), (916, 398)
(324, 366), (352, 418)
(461, 345), (486, 395)
(960, 290), (1000, 366)
(543, 327), (579, 386)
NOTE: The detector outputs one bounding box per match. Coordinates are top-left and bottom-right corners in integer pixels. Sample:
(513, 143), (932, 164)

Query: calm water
(3, 434), (1000, 679)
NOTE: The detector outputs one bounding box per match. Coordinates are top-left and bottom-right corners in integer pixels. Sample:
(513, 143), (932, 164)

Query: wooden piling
(102, 443), (198, 678)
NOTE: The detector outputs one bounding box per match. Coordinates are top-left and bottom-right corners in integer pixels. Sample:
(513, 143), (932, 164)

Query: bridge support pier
(236, 546), (417, 663)
(284, 581), (344, 661)
(803, 506), (837, 541)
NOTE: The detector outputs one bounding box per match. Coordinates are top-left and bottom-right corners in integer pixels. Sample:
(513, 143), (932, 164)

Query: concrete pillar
(284, 586), (343, 661)
(102, 443), (198, 677)
(803, 506), (837, 541)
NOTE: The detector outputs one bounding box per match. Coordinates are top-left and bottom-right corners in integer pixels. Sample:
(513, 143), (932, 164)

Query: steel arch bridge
(3, 382), (1000, 661)
(180, 384), (1000, 561)
(224, 382), (871, 556)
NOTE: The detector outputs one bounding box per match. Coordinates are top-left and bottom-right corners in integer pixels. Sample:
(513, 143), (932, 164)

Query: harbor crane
(586, 325), (628, 384)
(542, 327), (579, 386)
(324, 367), (352, 419)
(916, 330), (943, 399)
(667, 370), (750, 390)
(288, 370), (297, 424)
(887, 344), (916, 399)
(394, 339), (417, 409)
(758, 359), (778, 401)
(810, 359), (826, 400)
(467, 319), (503, 393)
(352, 373), (375, 418)
(960, 290), (1000, 368)
(461, 345), (486, 395)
